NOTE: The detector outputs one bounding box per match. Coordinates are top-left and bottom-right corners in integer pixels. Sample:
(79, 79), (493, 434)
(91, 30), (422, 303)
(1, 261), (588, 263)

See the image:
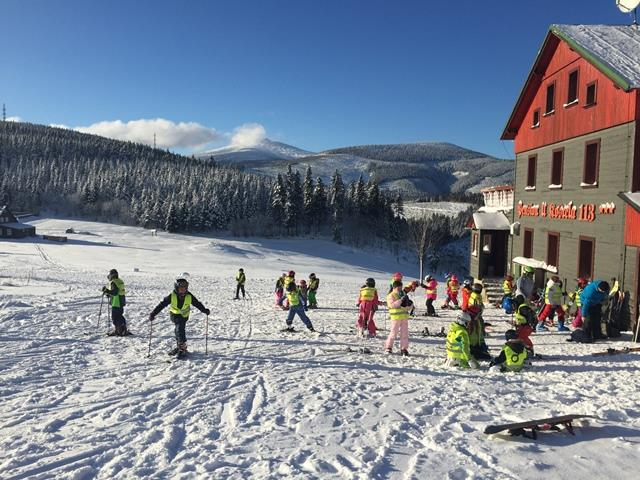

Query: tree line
(0, 121), (471, 267)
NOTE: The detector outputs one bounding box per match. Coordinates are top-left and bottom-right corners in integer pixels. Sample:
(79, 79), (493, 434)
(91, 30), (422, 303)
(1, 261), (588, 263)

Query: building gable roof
(502, 24), (640, 140)
(618, 192), (640, 214)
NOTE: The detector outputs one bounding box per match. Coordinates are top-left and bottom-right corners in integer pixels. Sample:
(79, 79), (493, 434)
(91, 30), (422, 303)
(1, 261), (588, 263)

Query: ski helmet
(366, 278), (375, 287)
(239, 268), (244, 273)
(597, 281), (610, 293)
(288, 270), (295, 277)
(523, 266), (535, 274)
(299, 279), (307, 285)
(393, 272), (403, 281)
(175, 277), (189, 290)
(456, 312), (472, 326)
(576, 277), (588, 288)
(472, 283), (483, 293)
(451, 274), (458, 282)
(108, 268), (118, 280)
(310, 273), (316, 278)
(424, 274), (432, 282)
(551, 275), (560, 283)
(505, 329), (519, 341)
(463, 278), (472, 287)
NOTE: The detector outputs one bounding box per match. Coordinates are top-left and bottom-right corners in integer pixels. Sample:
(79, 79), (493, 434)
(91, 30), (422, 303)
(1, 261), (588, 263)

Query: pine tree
(165, 201), (179, 233)
(302, 166), (314, 233)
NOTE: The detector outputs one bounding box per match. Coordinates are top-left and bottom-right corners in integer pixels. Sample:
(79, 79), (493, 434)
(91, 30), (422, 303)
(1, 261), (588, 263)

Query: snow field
(1, 218), (640, 479)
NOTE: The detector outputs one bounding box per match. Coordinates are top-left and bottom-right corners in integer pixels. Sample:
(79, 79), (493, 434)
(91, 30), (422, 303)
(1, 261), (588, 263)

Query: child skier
(308, 273), (320, 309)
(102, 268), (129, 336)
(537, 276), (568, 332)
(283, 281), (315, 333)
(466, 283), (491, 360)
(234, 268), (246, 300)
(513, 302), (536, 354)
(421, 274), (438, 317)
(489, 330), (528, 372)
(275, 273), (286, 307)
(385, 280), (412, 355)
(389, 272), (403, 293)
(461, 278), (473, 311)
(298, 279), (309, 310)
(570, 277), (588, 328)
(442, 274), (460, 309)
(445, 312), (479, 369)
(357, 278), (385, 337)
(148, 276), (211, 358)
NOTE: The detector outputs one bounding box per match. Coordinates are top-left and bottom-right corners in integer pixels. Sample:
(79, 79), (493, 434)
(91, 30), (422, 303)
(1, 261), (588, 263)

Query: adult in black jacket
(149, 277), (210, 357)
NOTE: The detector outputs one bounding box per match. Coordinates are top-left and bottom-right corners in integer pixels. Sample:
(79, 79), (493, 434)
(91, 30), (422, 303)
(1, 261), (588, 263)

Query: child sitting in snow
(489, 330), (528, 372)
(445, 312), (479, 369)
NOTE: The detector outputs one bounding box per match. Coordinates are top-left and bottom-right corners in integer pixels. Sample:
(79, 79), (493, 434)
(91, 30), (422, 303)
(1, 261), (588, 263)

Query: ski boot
(385, 348), (393, 355)
(421, 326), (430, 337)
(557, 320), (570, 332)
(168, 347), (180, 356)
(401, 349), (409, 357)
(536, 323), (549, 332)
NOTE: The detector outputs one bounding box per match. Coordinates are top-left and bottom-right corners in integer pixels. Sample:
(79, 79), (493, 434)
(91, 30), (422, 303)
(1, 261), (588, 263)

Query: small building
(500, 24), (640, 333)
(468, 185), (513, 280)
(619, 192), (640, 334)
(0, 205), (36, 238)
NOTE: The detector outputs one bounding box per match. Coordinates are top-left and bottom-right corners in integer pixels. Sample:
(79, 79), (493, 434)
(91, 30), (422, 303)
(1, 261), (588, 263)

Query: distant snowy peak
(198, 139), (314, 163)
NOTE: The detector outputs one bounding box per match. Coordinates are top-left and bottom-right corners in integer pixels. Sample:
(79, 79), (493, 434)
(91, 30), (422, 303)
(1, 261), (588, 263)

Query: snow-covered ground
(1, 218), (640, 479)
(403, 201), (473, 220)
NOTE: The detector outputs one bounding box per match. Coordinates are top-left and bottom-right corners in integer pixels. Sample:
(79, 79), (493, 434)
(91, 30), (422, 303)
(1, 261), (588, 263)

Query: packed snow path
(1, 219), (640, 479)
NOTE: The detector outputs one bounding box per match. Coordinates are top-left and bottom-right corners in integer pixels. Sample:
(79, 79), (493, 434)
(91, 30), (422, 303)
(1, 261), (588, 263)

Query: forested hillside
(1, 122), (469, 253)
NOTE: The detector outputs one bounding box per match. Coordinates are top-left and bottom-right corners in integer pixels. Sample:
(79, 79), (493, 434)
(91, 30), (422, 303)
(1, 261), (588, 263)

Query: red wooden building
(500, 24), (640, 334)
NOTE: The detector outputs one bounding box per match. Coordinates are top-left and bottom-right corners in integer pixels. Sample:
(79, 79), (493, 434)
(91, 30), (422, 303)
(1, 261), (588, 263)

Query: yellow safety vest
(514, 304), (532, 325)
(446, 323), (470, 361)
(287, 290), (300, 307)
(544, 284), (562, 305)
(468, 292), (483, 308)
(502, 280), (513, 295)
(360, 286), (376, 301)
(236, 272), (246, 284)
(108, 278), (126, 308)
(170, 292), (192, 318)
(503, 344), (527, 371)
(387, 291), (409, 321)
(284, 276), (295, 288)
(569, 288), (583, 307)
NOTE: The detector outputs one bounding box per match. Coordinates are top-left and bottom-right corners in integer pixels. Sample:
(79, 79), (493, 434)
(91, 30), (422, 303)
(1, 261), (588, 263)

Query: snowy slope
(198, 139), (314, 163)
(1, 218), (640, 479)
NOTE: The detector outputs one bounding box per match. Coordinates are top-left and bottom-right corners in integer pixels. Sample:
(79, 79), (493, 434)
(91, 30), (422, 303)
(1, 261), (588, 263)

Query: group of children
(348, 271), (520, 369)
(99, 265), (540, 368)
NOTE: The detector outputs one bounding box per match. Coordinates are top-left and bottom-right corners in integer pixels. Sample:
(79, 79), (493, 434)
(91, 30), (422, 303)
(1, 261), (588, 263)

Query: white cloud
(229, 123), (267, 148)
(74, 118), (222, 149)
(5, 116), (22, 122)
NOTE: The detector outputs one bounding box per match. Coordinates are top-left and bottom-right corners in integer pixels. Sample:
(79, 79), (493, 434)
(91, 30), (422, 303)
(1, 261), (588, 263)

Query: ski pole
(205, 314), (209, 356)
(147, 316), (153, 358)
(96, 294), (104, 331)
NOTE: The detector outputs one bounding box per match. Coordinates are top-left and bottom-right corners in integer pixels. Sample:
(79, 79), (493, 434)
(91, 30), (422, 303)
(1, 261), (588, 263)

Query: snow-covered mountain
(196, 140), (514, 198)
(198, 139), (313, 163)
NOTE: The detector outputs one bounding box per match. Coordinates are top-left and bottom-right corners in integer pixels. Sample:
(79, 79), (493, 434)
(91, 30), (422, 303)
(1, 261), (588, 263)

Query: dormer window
(565, 69), (579, 106)
(532, 109), (540, 128)
(585, 81), (597, 107)
(544, 82), (555, 115)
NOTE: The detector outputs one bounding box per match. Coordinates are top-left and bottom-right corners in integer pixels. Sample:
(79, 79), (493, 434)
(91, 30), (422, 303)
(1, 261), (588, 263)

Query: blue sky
(0, 0), (630, 158)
